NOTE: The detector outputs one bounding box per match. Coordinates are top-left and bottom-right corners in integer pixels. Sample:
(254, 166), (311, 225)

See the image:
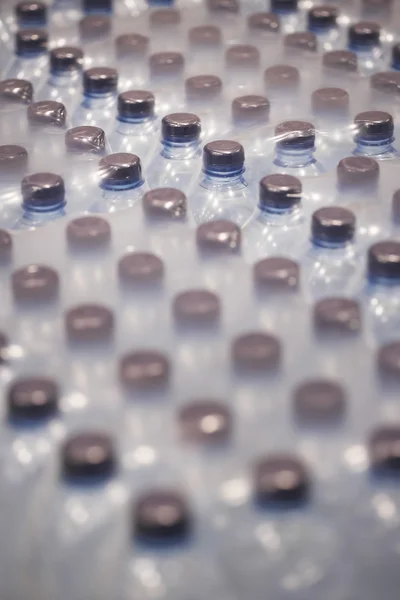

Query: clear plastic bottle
(365, 240), (400, 343)
(353, 110), (399, 160)
(37, 46), (84, 113)
(187, 25), (223, 74)
(270, 0), (302, 33)
(91, 152), (147, 213)
(0, 144), (29, 226)
(269, 120), (326, 177)
(109, 91), (158, 166)
(78, 15), (113, 67)
(149, 7), (183, 51)
(147, 113), (202, 193)
(0, 78), (33, 143)
(72, 66), (118, 134)
(391, 42), (400, 71)
(4, 28), (48, 89)
(27, 100), (68, 171)
(307, 5), (341, 51)
(303, 206), (360, 300)
(263, 63), (301, 121)
(311, 87), (351, 168)
(243, 173), (306, 262)
(148, 51), (185, 115)
(190, 140), (254, 226)
(224, 44), (261, 96)
(38, 432), (127, 600)
(114, 33), (149, 91)
(10, 1), (48, 32)
(246, 11), (281, 47)
(347, 20), (384, 75)
(184, 75), (225, 140)
(9, 172), (67, 230)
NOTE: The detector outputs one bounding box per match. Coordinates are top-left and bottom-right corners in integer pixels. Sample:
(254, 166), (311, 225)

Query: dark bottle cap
(65, 126), (106, 155)
(66, 304), (114, 342)
(83, 67), (118, 96)
(50, 46), (84, 74)
(161, 113), (201, 143)
(354, 110), (394, 142)
(248, 12), (280, 34)
(314, 297), (361, 334)
(369, 426), (400, 473)
(392, 43), (400, 70)
(308, 5), (338, 31)
(337, 156), (379, 189)
(12, 265), (59, 303)
(179, 401), (232, 443)
(62, 432), (116, 482)
(259, 173), (301, 212)
(392, 189), (400, 226)
(133, 490), (191, 542)
(67, 216), (111, 249)
(254, 257), (299, 290)
(377, 342), (400, 381)
(348, 21), (380, 50)
(370, 71), (400, 95)
(150, 8), (181, 26)
(15, 2), (47, 26)
(264, 64), (300, 90)
(271, 0), (298, 13)
(203, 140), (244, 175)
(311, 206), (356, 247)
(368, 240), (400, 283)
(196, 220), (241, 253)
(115, 33), (149, 59)
(232, 95), (270, 126)
(226, 44), (260, 68)
(118, 90), (154, 121)
(0, 229), (12, 263)
(275, 120), (315, 150)
(185, 75), (222, 102)
(312, 87), (349, 118)
(118, 252), (164, 286)
(0, 332), (9, 363)
(188, 25), (221, 47)
(8, 376), (58, 422)
(0, 144), (28, 176)
(22, 173), (66, 212)
(27, 100), (67, 128)
(173, 289), (221, 325)
(15, 27), (47, 56)
(207, 0), (239, 13)
(120, 350), (170, 389)
(82, 0), (113, 14)
(79, 15), (111, 41)
(284, 32), (317, 53)
(142, 188), (187, 220)
(0, 78), (33, 105)
(323, 50), (358, 73)
(293, 379), (346, 425)
(232, 331), (281, 371)
(99, 153), (142, 190)
(253, 453), (309, 505)
(149, 52), (184, 77)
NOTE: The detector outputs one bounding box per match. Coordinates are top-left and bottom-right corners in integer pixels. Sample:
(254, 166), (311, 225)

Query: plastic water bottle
(9, 172), (67, 230)
(115, 33), (149, 91)
(311, 87), (351, 167)
(269, 120), (326, 177)
(4, 28), (48, 89)
(0, 376), (64, 600)
(0, 144), (28, 225)
(37, 46), (84, 113)
(243, 173), (306, 262)
(0, 78), (33, 143)
(12, 1), (48, 31)
(270, 0), (302, 33)
(72, 66), (118, 133)
(149, 7), (183, 50)
(263, 64), (301, 120)
(347, 20), (384, 75)
(38, 432), (127, 600)
(224, 44), (261, 96)
(82, 0), (113, 14)
(303, 206), (360, 299)
(184, 75), (225, 140)
(246, 11), (281, 46)
(189, 140), (254, 226)
(391, 42), (400, 71)
(78, 15), (113, 66)
(187, 25), (223, 74)
(307, 5), (341, 51)
(27, 100), (68, 170)
(365, 240), (400, 342)
(91, 152), (147, 213)
(353, 110), (398, 160)
(148, 51), (185, 115)
(147, 113), (202, 193)
(63, 125), (109, 212)
(321, 49), (359, 97)
(109, 91), (158, 166)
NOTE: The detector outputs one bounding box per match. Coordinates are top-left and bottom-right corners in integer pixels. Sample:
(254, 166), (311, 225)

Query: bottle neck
(312, 238), (354, 252)
(203, 169), (245, 185)
(275, 145), (316, 167)
(161, 139), (200, 160)
(100, 180), (144, 192)
(49, 69), (81, 87)
(23, 201), (66, 218)
(116, 116), (156, 134)
(355, 137), (395, 156)
(258, 204), (302, 223)
(83, 91), (116, 106)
